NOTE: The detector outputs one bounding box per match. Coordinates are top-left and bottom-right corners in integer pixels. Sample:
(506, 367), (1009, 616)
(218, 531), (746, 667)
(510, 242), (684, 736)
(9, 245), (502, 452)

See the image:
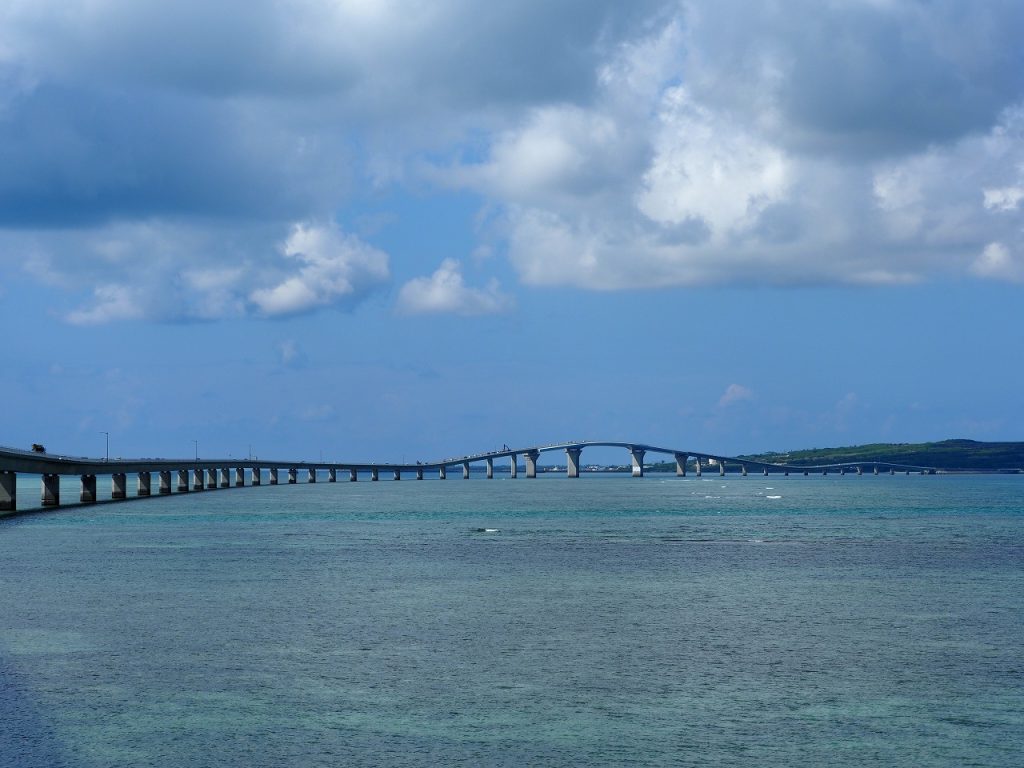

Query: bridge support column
(80, 474), (97, 504)
(763, 467), (769, 476)
(510, 455), (517, 478)
(486, 458), (493, 479)
(857, 466), (863, 476)
(252, 468), (261, 486)
(206, 469), (218, 489)
(328, 468), (336, 483)
(1, 471), (16, 511)
(630, 448), (645, 478)
(874, 466), (879, 475)
(524, 450), (539, 479)
(416, 467), (423, 480)
(350, 468), (357, 482)
(177, 470), (190, 492)
(137, 472), (151, 497)
(219, 468), (230, 488)
(235, 467), (245, 487)
(675, 453), (687, 477)
(741, 464), (747, 477)
(269, 468), (279, 485)
(288, 468), (297, 484)
(159, 471), (172, 495)
(718, 460), (725, 477)
(566, 447), (582, 478)
(308, 468), (316, 483)
(112, 472), (128, 499)
(439, 465), (446, 480)
(41, 473), (60, 507)
(840, 468), (845, 476)
(463, 462), (470, 479)
(695, 457), (702, 477)
(394, 469), (401, 481)
(371, 467), (379, 481)
(192, 469), (205, 491)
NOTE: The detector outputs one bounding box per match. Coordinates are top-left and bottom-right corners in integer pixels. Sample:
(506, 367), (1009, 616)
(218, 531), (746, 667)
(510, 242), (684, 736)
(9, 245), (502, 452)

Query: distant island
(624, 440), (1020, 474)
(735, 439), (1024, 471)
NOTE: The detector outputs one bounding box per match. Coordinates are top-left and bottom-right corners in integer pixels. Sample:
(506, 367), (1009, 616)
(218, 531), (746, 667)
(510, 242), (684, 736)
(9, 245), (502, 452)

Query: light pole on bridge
(100, 431), (109, 462)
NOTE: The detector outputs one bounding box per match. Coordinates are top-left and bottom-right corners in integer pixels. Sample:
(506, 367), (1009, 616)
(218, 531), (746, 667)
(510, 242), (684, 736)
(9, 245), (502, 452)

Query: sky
(1, 0), (1023, 465)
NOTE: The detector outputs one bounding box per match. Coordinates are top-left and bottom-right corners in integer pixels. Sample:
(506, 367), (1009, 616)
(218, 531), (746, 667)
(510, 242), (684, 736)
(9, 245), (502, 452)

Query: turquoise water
(1, 475), (1022, 767)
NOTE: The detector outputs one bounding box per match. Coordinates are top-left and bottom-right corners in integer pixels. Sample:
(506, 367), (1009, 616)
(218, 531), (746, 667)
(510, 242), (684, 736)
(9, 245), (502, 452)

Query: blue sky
(1, 0), (1022, 464)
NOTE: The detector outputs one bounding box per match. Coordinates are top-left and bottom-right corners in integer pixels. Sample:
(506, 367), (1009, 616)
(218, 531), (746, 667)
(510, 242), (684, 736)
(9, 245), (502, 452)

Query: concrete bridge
(0, 440), (939, 515)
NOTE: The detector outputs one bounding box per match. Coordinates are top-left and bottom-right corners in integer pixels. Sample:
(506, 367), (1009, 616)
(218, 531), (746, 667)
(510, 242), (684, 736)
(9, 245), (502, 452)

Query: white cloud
(718, 384), (753, 408)
(249, 222), (390, 316)
(397, 259), (512, 315)
(66, 284), (145, 325)
(637, 87), (790, 239)
(983, 185), (1024, 212)
(970, 242), (1024, 282)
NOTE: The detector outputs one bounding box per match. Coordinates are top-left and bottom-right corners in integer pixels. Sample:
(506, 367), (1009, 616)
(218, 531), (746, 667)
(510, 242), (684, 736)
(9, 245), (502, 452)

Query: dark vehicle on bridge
(31, 443), (46, 453)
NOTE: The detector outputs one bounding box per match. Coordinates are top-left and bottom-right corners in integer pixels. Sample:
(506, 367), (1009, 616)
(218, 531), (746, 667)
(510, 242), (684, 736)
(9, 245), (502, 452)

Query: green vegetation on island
(639, 439), (1024, 473)
(736, 439), (1024, 471)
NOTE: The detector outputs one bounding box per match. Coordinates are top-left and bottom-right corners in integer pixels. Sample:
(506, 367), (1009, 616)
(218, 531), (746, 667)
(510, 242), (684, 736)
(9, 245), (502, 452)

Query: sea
(1, 473), (1022, 767)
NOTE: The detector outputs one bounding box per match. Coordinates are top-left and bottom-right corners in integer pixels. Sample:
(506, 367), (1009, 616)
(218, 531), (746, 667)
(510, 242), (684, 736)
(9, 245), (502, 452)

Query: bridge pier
(177, 470), (190, 492)
(857, 466), (863, 476)
(741, 464), (748, 477)
(329, 468), (336, 482)
(524, 450), (540, 478)
(463, 462), (470, 479)
(675, 453), (687, 477)
(308, 468), (316, 483)
(350, 468), (357, 482)
(112, 472), (128, 499)
(252, 468), (261, 486)
(416, 467), (423, 480)
(565, 447), (582, 478)
(219, 468), (230, 488)
(439, 465), (446, 480)
(235, 467), (245, 487)
(80, 474), (97, 504)
(0, 471), (14, 511)
(763, 467), (769, 476)
(394, 469), (401, 481)
(41, 473), (60, 507)
(695, 457), (702, 477)
(159, 470), (172, 495)
(270, 468), (279, 485)
(718, 460), (725, 477)
(288, 468), (297, 484)
(630, 448), (645, 478)
(510, 455), (517, 479)
(371, 467), (379, 481)
(193, 469), (205, 491)
(206, 469), (218, 489)
(138, 472), (151, 497)
(486, 457), (493, 479)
